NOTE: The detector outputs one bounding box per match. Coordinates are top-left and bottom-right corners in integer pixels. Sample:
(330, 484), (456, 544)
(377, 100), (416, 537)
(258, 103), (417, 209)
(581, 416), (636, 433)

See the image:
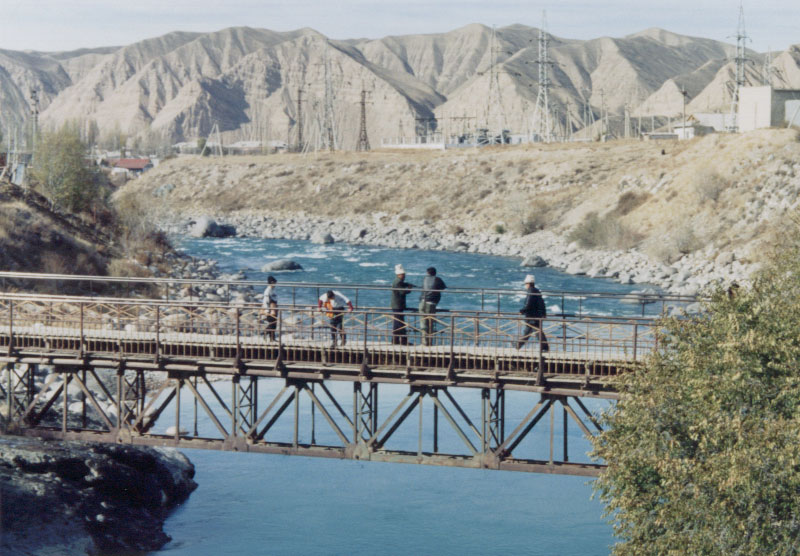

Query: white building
(738, 86), (800, 131)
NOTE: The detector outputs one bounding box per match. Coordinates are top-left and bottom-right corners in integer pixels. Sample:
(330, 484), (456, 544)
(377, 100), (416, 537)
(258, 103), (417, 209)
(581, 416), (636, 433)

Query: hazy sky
(0, 0), (796, 53)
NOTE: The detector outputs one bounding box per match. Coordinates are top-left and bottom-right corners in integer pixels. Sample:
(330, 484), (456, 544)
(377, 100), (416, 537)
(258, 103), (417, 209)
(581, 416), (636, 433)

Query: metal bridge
(0, 273), (691, 476)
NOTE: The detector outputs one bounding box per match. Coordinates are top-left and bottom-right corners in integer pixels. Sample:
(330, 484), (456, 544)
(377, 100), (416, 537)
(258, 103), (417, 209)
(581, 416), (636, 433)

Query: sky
(0, 0), (796, 54)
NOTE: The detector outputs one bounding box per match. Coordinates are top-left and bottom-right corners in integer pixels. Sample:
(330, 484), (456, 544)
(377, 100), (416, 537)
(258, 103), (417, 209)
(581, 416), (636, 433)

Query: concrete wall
(787, 100), (800, 127)
(739, 87), (800, 131)
(739, 86), (773, 131)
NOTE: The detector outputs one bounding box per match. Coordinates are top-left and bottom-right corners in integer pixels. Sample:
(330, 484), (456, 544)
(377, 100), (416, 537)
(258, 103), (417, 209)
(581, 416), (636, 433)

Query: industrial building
(738, 86), (800, 131)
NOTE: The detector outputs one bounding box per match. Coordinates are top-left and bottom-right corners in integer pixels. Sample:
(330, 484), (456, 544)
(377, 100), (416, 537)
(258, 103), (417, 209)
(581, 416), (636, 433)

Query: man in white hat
(390, 264), (415, 345)
(517, 274), (549, 351)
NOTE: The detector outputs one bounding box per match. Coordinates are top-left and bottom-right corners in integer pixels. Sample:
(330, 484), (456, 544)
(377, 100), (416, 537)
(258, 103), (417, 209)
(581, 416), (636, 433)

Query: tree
(594, 229), (800, 555)
(32, 125), (102, 213)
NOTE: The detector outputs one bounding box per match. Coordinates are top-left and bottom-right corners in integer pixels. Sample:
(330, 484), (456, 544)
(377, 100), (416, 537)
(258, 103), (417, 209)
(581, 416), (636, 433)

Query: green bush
(594, 224), (800, 555)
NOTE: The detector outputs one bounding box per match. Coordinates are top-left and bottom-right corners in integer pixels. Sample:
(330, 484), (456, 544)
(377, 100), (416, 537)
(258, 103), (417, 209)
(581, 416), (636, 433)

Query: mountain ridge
(0, 24), (797, 148)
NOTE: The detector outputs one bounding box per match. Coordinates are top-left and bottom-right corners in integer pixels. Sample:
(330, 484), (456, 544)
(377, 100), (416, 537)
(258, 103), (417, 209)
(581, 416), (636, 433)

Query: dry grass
(125, 129), (800, 264)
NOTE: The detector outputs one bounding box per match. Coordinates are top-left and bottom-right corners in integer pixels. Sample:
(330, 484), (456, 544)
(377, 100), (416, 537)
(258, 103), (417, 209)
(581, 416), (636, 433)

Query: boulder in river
(521, 254), (548, 267)
(189, 217), (236, 238)
(311, 232), (335, 244)
(0, 436), (196, 554)
(261, 259), (304, 272)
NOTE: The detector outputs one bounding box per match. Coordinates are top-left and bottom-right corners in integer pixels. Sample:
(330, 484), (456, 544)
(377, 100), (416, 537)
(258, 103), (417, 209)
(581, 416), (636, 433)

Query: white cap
(395, 264), (406, 274)
(524, 274), (535, 284)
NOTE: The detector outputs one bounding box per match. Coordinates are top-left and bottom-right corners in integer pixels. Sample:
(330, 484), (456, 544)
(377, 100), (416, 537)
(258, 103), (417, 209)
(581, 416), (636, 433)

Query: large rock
(261, 259), (304, 272)
(521, 254), (548, 267)
(566, 259), (591, 275)
(311, 232), (335, 244)
(189, 217), (236, 238)
(0, 436), (196, 555)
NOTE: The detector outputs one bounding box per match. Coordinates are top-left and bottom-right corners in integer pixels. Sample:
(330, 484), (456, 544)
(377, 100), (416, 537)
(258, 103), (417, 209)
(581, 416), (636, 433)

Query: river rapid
(152, 236), (667, 556)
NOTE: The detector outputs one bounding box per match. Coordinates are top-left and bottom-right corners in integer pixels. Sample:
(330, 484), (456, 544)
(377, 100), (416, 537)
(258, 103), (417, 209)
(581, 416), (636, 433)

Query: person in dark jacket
(517, 274), (549, 351)
(390, 264), (415, 345)
(419, 267), (446, 346)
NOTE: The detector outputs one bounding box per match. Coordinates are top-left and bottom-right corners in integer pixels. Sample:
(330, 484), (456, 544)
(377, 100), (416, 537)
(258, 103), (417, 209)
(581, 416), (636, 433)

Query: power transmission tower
(532, 11), (555, 143)
(485, 25), (510, 144)
(728, 1), (750, 132)
(201, 123), (224, 157)
(321, 42), (338, 151)
(295, 85), (305, 152)
(356, 88), (371, 151)
(762, 48), (775, 87)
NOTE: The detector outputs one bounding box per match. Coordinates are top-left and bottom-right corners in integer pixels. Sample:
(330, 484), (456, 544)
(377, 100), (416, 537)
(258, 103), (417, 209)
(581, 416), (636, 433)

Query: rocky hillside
(1, 25), (798, 148)
(0, 181), (112, 277)
(120, 128), (800, 292)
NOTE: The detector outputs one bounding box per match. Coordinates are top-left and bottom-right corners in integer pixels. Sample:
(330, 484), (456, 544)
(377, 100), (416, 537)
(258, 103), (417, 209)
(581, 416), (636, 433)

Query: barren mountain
(0, 25), (798, 147)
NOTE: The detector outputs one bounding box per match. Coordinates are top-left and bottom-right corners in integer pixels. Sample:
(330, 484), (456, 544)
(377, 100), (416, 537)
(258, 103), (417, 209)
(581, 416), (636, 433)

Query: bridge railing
(0, 271), (698, 318)
(0, 293), (659, 369)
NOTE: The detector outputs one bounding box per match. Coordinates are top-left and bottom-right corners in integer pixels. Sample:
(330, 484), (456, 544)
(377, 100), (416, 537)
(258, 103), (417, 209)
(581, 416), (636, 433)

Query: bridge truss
(0, 288), (662, 476)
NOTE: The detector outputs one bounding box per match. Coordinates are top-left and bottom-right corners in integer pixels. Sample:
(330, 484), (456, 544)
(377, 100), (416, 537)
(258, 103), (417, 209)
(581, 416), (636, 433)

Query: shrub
(493, 223), (506, 234)
(612, 191), (650, 216)
(512, 205), (549, 235)
(695, 169), (727, 203)
(672, 223), (702, 255)
(568, 212), (641, 250)
(594, 225), (800, 555)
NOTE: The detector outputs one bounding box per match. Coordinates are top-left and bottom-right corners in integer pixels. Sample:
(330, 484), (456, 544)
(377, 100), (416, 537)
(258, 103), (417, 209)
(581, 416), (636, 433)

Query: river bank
(167, 211), (753, 296)
(121, 130), (800, 297)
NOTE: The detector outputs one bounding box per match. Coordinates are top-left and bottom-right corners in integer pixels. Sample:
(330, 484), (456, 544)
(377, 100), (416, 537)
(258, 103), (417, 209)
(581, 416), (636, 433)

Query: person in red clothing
(318, 290), (354, 347)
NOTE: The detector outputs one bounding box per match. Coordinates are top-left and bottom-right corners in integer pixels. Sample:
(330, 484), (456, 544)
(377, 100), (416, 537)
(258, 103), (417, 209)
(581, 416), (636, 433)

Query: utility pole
(599, 89), (607, 140)
(29, 88), (39, 164)
(728, 1), (749, 132)
(356, 88), (371, 151)
(681, 87), (689, 139)
(624, 104), (631, 139)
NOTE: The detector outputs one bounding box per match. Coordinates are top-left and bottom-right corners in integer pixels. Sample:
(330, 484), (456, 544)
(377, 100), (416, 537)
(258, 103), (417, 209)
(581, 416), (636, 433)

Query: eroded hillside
(125, 129), (800, 267)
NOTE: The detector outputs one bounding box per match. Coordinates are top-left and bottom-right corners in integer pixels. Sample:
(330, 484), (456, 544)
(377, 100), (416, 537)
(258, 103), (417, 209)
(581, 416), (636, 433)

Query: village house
(111, 158), (153, 178)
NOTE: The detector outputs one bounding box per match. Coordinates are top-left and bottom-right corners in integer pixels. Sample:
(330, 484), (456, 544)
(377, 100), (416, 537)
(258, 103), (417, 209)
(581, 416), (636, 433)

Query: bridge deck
(0, 290), (660, 475)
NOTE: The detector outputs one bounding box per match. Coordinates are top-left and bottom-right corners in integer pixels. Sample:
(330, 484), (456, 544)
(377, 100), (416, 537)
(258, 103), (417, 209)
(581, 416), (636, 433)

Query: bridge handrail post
(7, 300), (13, 357)
(363, 311), (368, 351)
(633, 322), (639, 361)
(79, 302), (85, 357)
(155, 305), (161, 361)
(536, 317), (545, 386)
(236, 307), (241, 366)
(450, 314), (455, 358)
(278, 308), (284, 349)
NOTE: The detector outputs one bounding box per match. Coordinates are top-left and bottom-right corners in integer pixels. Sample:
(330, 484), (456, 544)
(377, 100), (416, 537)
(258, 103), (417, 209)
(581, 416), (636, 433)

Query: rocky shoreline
(0, 435), (197, 555)
(171, 211), (755, 296)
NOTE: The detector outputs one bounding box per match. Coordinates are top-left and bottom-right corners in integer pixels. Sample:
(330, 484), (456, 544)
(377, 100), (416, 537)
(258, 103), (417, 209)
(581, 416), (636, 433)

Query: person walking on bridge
(517, 274), (549, 352)
(318, 289), (354, 347)
(419, 267), (446, 346)
(262, 275), (278, 341)
(391, 264), (415, 345)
